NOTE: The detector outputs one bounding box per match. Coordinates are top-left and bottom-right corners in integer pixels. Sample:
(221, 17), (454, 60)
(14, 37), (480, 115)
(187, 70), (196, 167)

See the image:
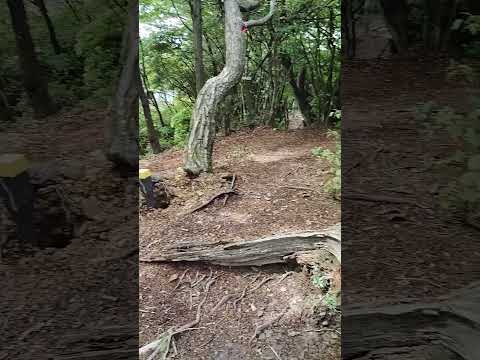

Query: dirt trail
(139, 128), (341, 359)
(342, 58), (480, 304)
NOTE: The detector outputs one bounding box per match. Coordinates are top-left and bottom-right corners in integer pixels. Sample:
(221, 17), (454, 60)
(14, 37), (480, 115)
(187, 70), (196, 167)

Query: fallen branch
(278, 185), (320, 195)
(188, 189), (237, 214)
(141, 223), (340, 266)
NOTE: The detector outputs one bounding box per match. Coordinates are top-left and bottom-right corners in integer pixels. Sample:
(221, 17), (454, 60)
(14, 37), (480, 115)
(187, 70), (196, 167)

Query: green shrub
(313, 130), (341, 199)
(416, 100), (480, 213)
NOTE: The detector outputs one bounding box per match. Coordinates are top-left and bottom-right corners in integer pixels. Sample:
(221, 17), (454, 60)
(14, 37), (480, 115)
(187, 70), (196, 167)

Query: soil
(139, 127), (341, 359)
(342, 57), (480, 305)
(0, 107), (139, 359)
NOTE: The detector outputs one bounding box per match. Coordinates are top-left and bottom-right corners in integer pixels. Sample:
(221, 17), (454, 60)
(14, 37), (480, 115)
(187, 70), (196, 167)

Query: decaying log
(343, 281), (480, 360)
(140, 223), (340, 266)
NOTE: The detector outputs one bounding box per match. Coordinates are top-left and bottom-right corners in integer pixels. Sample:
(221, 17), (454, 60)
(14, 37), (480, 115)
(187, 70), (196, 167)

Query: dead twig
(189, 190), (237, 214)
(250, 306), (289, 344)
(269, 345), (283, 360)
(278, 185), (320, 195)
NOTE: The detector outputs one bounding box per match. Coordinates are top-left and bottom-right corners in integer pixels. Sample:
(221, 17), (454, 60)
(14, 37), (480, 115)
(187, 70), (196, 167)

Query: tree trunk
(184, 0), (246, 175)
(7, 0), (56, 119)
(281, 55), (313, 127)
(184, 0), (276, 176)
(379, 0), (409, 53)
(190, 0), (207, 95)
(424, 0), (458, 51)
(0, 77), (12, 121)
(141, 223), (341, 266)
(342, 0), (356, 58)
(105, 0), (139, 168)
(138, 74), (161, 154)
(323, 8), (336, 123)
(33, 0), (62, 54)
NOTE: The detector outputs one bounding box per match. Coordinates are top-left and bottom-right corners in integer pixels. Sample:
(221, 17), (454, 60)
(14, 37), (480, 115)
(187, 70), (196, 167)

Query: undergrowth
(312, 129), (341, 199)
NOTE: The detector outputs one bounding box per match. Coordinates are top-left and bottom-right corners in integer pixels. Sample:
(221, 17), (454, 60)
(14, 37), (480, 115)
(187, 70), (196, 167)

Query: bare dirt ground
(1, 108), (138, 359)
(139, 128), (341, 359)
(342, 57), (480, 305)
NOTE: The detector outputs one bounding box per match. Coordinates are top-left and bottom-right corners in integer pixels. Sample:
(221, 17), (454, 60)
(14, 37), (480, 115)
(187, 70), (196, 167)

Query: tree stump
(139, 169), (170, 209)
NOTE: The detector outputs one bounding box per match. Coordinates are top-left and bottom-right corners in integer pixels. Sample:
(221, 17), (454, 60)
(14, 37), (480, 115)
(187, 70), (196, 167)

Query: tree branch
(244, 0), (276, 27)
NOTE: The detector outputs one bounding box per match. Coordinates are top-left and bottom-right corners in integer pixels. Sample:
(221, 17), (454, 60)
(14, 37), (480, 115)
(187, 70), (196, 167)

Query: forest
(1, 0), (479, 359)
(139, 0), (341, 159)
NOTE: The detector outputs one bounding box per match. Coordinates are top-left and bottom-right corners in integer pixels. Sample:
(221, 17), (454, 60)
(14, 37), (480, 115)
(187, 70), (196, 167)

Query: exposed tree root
(250, 306), (290, 344)
(139, 271), (218, 360)
(188, 189), (238, 214)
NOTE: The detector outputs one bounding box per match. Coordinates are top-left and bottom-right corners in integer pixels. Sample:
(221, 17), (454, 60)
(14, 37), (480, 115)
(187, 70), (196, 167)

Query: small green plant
(323, 292), (338, 312)
(313, 130), (341, 199)
(311, 265), (329, 291)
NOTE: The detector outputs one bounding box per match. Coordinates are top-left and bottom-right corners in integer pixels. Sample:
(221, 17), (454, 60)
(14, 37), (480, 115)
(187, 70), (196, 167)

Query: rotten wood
(140, 223), (340, 266)
(343, 281), (480, 360)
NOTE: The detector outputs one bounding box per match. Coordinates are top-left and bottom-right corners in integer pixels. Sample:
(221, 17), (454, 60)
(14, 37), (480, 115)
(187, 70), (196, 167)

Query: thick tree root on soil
(343, 281), (480, 360)
(140, 223), (341, 266)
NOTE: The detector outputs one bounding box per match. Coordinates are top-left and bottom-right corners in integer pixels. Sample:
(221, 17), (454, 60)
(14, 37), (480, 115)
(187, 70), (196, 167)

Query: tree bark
(138, 74), (161, 154)
(7, 0), (56, 119)
(379, 0), (409, 53)
(33, 0), (62, 54)
(105, 0), (139, 168)
(342, 0), (356, 59)
(184, 0), (276, 176)
(141, 223), (341, 266)
(344, 282), (480, 360)
(190, 0), (207, 95)
(323, 7), (336, 123)
(281, 55), (313, 127)
(0, 77), (12, 121)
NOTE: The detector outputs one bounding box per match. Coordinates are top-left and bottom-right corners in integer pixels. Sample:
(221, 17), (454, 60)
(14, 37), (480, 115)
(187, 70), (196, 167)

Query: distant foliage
(75, 8), (125, 100)
(313, 130), (341, 199)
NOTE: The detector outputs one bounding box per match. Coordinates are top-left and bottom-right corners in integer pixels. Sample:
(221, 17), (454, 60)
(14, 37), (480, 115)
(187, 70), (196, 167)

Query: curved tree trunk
(184, 0), (276, 176)
(105, 0), (139, 168)
(184, 0), (246, 176)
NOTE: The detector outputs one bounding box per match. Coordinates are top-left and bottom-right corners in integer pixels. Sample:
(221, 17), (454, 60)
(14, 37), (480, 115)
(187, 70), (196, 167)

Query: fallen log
(343, 281), (480, 360)
(140, 223), (340, 266)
